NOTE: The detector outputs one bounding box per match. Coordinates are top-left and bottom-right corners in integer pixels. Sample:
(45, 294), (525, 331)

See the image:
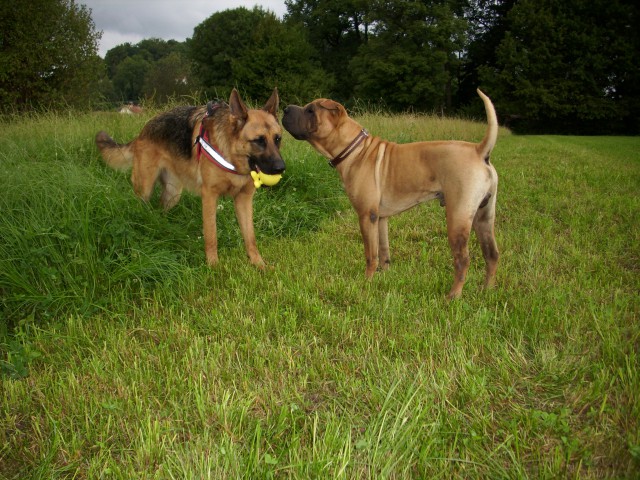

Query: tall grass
(0, 110), (345, 324)
(1, 108), (638, 478)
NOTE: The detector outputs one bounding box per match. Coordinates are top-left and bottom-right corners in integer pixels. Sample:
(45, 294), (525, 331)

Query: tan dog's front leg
(378, 217), (391, 270)
(233, 189), (265, 268)
(358, 210), (380, 278)
(202, 188), (219, 266)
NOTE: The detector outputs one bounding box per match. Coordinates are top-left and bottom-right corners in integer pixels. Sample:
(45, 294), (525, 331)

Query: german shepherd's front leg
(233, 187), (265, 268)
(201, 188), (219, 266)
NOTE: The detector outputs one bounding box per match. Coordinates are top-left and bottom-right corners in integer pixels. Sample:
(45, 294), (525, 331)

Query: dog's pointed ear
(262, 87), (279, 119)
(229, 88), (248, 127)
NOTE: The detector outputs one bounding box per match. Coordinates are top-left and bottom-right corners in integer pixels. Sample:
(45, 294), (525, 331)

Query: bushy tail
(476, 89), (498, 163)
(95, 131), (134, 171)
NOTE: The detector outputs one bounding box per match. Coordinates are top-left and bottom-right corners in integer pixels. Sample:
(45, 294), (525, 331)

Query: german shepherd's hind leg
(159, 170), (183, 211)
(473, 197), (499, 290)
(130, 143), (162, 203)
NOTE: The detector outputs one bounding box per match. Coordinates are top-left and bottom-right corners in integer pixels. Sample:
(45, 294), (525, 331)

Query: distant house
(119, 103), (143, 114)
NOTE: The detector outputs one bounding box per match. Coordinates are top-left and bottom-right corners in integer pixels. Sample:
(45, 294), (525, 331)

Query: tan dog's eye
(274, 135), (282, 147)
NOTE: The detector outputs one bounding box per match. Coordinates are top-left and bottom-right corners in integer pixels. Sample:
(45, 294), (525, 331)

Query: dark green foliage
(477, 0), (640, 133)
(188, 8), (265, 97)
(111, 55), (151, 103)
(285, 0), (371, 100)
(143, 52), (192, 104)
(458, 0), (516, 108)
(350, 0), (466, 112)
(3, 0), (639, 133)
(188, 7), (330, 104)
(0, 0), (103, 111)
(103, 39), (190, 105)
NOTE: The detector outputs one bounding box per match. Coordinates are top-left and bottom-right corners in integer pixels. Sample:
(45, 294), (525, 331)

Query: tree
(111, 55), (151, 103)
(478, 0), (640, 133)
(104, 39), (191, 104)
(350, 0), (467, 112)
(104, 43), (139, 79)
(231, 12), (331, 103)
(285, 0), (371, 100)
(458, 0), (516, 109)
(143, 51), (192, 104)
(189, 7), (265, 97)
(0, 0), (102, 111)
(188, 7), (330, 103)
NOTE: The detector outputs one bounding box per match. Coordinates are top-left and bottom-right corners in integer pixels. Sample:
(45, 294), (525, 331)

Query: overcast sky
(81, 1), (288, 57)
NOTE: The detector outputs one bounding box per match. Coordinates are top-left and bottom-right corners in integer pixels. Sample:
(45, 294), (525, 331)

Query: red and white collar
(195, 104), (242, 175)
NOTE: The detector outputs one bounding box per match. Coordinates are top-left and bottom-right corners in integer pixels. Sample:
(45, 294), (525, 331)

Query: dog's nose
(272, 160), (286, 174)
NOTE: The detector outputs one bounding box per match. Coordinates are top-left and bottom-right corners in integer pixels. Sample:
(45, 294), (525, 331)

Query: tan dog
(282, 89), (498, 298)
(96, 88), (285, 268)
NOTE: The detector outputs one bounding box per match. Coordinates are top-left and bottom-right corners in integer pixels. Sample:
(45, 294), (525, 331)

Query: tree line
(1, 0), (638, 134)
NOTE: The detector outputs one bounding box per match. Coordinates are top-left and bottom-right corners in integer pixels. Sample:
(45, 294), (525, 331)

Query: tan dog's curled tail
(95, 131), (134, 171)
(476, 89), (498, 163)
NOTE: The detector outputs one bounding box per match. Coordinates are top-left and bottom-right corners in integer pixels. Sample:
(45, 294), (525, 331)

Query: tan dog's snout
(282, 105), (311, 140)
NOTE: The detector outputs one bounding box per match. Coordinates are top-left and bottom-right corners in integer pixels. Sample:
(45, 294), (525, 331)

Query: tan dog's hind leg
(234, 189), (265, 268)
(473, 198), (499, 290)
(445, 206), (473, 299)
(378, 217), (391, 270)
(201, 188), (219, 266)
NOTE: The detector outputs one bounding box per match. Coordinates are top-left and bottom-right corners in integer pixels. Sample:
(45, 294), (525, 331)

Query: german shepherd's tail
(476, 89), (498, 163)
(95, 131), (134, 171)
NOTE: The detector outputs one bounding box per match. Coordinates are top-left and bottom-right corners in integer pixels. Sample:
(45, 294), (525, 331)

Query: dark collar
(329, 129), (369, 168)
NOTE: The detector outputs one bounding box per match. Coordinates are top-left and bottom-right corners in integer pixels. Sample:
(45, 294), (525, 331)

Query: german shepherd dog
(95, 88), (285, 268)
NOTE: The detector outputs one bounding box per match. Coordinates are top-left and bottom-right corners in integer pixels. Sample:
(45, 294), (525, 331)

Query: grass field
(1, 106), (639, 479)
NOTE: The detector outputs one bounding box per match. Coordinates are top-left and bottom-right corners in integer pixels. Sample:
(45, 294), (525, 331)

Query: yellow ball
(251, 170), (282, 188)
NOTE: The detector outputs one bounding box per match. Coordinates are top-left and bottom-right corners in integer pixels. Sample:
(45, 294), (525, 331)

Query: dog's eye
(274, 135), (282, 147)
(252, 136), (267, 148)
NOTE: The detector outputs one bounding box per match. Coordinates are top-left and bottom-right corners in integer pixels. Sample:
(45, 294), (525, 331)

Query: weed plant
(1, 108), (638, 478)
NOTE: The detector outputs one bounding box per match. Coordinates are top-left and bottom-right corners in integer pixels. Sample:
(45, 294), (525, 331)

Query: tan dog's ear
(318, 99), (342, 113)
(262, 87), (279, 119)
(229, 88), (249, 128)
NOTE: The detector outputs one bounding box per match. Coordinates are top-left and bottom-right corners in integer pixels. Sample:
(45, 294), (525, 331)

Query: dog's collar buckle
(329, 129), (369, 168)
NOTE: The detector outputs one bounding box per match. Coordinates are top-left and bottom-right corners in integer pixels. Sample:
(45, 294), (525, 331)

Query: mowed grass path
(1, 108), (638, 478)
